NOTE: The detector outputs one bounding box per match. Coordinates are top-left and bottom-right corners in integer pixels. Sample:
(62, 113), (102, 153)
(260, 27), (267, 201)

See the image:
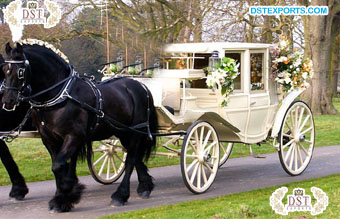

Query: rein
(0, 107), (33, 142)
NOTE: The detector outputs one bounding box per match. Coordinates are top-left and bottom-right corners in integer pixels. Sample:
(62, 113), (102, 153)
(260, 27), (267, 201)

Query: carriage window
(225, 52), (241, 90)
(250, 53), (264, 91)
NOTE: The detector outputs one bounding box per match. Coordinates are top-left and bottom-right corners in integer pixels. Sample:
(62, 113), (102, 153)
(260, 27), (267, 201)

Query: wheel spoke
(197, 164), (201, 189)
(195, 130), (199, 149)
(189, 140), (198, 154)
(200, 127), (205, 149)
(113, 152), (124, 163)
(187, 159), (198, 172)
(297, 107), (305, 128)
(202, 164), (208, 184)
(93, 148), (107, 153)
(204, 141), (217, 154)
(298, 115), (311, 133)
(283, 133), (293, 139)
(98, 155), (108, 176)
(106, 156), (111, 180)
(284, 142), (294, 162)
(289, 145), (295, 169)
(282, 139), (294, 150)
(93, 152), (107, 166)
(295, 106), (299, 133)
(294, 144), (298, 171)
(186, 154), (198, 158)
(111, 156), (117, 175)
(297, 145), (304, 166)
(190, 162), (199, 184)
(202, 130), (212, 148)
(300, 126), (313, 135)
(220, 143), (227, 154)
(203, 162), (214, 174)
(299, 142), (309, 156)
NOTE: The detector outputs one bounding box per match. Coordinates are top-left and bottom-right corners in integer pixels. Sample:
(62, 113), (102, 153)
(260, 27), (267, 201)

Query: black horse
(1, 42), (158, 212)
(0, 54), (31, 200)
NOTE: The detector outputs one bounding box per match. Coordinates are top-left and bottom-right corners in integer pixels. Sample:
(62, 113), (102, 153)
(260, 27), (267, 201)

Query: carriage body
(138, 42), (281, 144)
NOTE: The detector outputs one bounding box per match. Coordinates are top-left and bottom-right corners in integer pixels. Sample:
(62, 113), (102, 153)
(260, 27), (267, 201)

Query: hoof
(138, 191), (151, 199)
(9, 186), (28, 201)
(111, 199), (126, 207)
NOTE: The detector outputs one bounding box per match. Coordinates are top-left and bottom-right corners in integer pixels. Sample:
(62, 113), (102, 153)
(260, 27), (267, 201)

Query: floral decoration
(271, 37), (313, 92)
(206, 57), (240, 106)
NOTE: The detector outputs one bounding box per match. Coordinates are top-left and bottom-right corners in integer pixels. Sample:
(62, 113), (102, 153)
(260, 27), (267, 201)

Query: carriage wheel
(278, 101), (315, 176)
(181, 121), (220, 194)
(219, 142), (234, 167)
(87, 139), (127, 184)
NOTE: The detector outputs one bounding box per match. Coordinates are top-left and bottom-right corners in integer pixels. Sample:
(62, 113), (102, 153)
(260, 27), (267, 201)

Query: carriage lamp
(116, 50), (124, 72)
(134, 53), (143, 75)
(209, 50), (220, 72)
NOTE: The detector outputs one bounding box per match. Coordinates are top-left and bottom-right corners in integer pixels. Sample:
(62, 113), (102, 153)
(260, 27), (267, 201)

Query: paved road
(0, 145), (340, 219)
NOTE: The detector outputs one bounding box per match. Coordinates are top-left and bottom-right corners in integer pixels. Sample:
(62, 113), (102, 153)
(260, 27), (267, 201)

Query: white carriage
(89, 42), (315, 194)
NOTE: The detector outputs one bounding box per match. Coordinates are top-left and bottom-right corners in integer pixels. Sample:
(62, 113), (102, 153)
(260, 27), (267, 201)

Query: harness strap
(0, 107), (33, 142)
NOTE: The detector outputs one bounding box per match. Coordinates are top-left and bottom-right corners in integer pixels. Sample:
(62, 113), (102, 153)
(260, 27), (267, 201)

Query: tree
(304, 0), (340, 114)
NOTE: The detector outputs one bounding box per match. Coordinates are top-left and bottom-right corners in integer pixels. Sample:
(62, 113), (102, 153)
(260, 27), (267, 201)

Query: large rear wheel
(278, 101), (315, 176)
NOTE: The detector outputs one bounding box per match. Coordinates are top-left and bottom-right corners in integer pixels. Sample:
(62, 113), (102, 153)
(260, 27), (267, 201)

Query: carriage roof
(163, 42), (273, 53)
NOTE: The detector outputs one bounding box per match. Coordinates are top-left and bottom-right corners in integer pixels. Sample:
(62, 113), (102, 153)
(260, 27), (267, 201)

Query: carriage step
(249, 145), (266, 158)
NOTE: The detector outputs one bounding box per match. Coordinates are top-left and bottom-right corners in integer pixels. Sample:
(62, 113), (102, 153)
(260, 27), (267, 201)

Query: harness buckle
(99, 110), (105, 118)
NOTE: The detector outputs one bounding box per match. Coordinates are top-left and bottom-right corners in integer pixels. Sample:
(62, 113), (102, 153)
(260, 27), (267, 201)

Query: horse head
(1, 42), (29, 111)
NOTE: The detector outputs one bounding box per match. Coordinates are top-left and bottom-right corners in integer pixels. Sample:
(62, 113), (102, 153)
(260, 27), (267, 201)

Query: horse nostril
(9, 98), (15, 105)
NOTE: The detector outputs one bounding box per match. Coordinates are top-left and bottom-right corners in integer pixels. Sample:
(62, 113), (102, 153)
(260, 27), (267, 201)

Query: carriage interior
(138, 42), (280, 144)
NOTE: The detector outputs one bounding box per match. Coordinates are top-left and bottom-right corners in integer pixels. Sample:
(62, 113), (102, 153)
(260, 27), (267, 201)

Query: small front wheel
(87, 139), (127, 184)
(278, 101), (315, 176)
(181, 121), (220, 194)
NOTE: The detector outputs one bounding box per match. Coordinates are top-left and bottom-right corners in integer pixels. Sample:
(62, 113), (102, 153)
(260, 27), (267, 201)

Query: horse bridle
(1, 55), (31, 111)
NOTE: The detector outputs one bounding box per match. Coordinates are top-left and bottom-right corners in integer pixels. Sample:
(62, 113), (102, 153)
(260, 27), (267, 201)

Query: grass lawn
(0, 98), (339, 186)
(106, 174), (340, 219)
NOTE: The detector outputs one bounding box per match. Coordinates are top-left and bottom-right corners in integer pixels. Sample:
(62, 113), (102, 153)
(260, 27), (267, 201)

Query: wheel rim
(183, 122), (220, 193)
(90, 139), (127, 183)
(280, 102), (314, 175)
(219, 142), (233, 167)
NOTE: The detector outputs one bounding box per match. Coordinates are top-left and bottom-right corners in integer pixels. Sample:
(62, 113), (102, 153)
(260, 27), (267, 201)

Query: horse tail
(143, 89), (158, 162)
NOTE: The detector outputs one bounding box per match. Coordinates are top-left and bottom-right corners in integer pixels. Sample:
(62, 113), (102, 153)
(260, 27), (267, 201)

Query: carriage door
(247, 50), (271, 143)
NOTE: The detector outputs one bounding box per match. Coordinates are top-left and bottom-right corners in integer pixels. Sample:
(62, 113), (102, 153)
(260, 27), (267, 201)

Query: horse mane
(18, 39), (69, 64)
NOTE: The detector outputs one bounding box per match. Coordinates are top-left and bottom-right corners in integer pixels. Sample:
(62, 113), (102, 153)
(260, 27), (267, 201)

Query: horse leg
(0, 140), (28, 200)
(135, 139), (154, 199)
(135, 160), (154, 199)
(111, 137), (139, 206)
(48, 135), (85, 212)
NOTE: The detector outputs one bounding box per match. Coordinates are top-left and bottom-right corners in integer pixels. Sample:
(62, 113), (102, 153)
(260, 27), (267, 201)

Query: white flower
(279, 40), (287, 48)
(302, 72), (308, 79)
(284, 77), (291, 84)
(290, 65), (293, 69)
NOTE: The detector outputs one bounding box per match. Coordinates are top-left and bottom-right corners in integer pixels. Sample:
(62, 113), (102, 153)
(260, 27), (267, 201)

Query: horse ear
(15, 42), (23, 54)
(5, 42), (12, 56)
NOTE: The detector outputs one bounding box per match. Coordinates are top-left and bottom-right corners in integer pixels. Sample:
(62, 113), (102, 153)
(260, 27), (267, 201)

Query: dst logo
(22, 1), (45, 24)
(3, 0), (61, 28)
(270, 187), (328, 216)
(286, 188), (312, 211)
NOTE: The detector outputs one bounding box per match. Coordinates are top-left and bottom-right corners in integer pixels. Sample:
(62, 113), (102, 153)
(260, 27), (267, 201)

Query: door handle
(209, 93), (216, 95)
(250, 101), (256, 106)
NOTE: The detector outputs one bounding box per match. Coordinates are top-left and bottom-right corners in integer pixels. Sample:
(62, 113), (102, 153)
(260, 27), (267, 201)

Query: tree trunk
(307, 0), (339, 114)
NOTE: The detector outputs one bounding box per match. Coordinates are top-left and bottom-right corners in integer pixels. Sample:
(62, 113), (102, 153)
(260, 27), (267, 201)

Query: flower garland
(18, 39), (70, 63)
(206, 57), (240, 106)
(271, 37), (313, 92)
